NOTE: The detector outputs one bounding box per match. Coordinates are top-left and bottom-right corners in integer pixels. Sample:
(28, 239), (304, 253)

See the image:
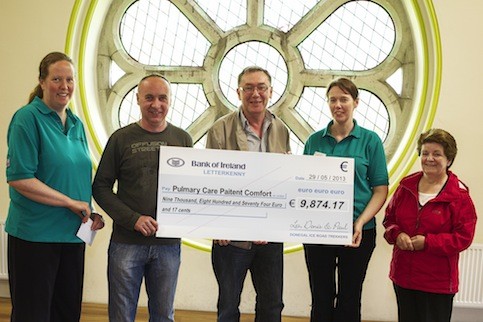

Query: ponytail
(28, 84), (43, 103)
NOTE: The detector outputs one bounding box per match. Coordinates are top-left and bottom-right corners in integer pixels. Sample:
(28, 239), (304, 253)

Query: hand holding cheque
(156, 146), (354, 245)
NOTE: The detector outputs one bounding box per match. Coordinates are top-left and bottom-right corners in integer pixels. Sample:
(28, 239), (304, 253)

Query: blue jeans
(108, 241), (181, 322)
(212, 242), (284, 322)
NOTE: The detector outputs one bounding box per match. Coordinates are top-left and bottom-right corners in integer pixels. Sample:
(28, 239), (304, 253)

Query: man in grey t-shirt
(93, 74), (193, 322)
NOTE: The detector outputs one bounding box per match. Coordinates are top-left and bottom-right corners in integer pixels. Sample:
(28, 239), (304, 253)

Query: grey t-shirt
(93, 122), (193, 245)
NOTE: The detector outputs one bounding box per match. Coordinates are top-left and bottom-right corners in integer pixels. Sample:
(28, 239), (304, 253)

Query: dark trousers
(8, 235), (85, 322)
(212, 242), (284, 322)
(304, 228), (376, 322)
(394, 284), (454, 322)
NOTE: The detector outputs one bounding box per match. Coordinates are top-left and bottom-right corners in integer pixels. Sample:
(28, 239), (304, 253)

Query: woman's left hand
(350, 220), (364, 248)
(410, 235), (425, 251)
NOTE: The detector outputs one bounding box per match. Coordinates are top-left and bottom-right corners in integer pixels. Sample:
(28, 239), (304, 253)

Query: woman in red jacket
(383, 128), (477, 322)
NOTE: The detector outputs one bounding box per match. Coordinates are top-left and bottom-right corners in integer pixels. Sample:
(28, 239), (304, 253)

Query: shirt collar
(32, 96), (76, 123)
(322, 119), (361, 139)
(238, 107), (274, 130)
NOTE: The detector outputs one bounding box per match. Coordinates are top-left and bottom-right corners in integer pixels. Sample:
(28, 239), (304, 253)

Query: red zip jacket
(383, 171), (477, 294)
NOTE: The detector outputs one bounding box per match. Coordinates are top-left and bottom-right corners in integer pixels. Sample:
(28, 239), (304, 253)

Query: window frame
(67, 0), (441, 206)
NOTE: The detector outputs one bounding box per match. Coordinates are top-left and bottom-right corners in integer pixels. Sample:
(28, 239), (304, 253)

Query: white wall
(1, 1), (482, 321)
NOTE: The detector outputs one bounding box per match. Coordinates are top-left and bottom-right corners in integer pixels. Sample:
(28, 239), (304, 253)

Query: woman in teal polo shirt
(5, 52), (104, 322)
(303, 78), (389, 322)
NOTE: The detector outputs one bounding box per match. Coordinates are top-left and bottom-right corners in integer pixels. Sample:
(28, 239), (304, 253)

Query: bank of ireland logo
(167, 157), (185, 167)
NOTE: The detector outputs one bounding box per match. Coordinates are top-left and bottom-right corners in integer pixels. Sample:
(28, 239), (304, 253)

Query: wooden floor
(0, 297), (308, 322)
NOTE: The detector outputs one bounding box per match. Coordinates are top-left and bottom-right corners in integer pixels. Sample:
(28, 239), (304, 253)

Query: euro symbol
(289, 199), (295, 207)
(340, 161), (348, 172)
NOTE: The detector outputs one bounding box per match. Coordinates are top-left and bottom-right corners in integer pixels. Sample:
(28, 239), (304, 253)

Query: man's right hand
(134, 216), (158, 236)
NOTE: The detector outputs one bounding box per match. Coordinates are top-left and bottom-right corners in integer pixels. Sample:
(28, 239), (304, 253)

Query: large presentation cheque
(156, 146), (354, 245)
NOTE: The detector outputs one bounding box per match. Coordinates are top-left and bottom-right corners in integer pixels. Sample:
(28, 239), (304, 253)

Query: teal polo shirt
(303, 120), (389, 229)
(6, 96), (92, 243)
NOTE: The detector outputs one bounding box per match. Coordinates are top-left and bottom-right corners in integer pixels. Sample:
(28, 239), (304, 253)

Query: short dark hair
(326, 77), (359, 101)
(417, 128), (458, 168)
(237, 66), (272, 86)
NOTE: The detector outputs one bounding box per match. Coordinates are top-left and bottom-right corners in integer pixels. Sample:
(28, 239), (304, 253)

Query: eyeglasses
(239, 84), (270, 94)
